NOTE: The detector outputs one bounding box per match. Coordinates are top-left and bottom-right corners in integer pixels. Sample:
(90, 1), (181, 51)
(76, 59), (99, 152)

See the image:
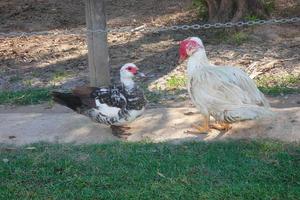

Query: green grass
(261, 0), (275, 14)
(230, 32), (249, 45)
(0, 88), (51, 105)
(0, 140), (299, 199)
(142, 84), (187, 104)
(259, 86), (300, 96)
(23, 79), (34, 87)
(9, 75), (22, 83)
(51, 70), (72, 83)
(245, 15), (261, 21)
(256, 74), (300, 95)
(166, 75), (187, 90)
(192, 0), (275, 20)
(213, 30), (250, 45)
(192, 0), (208, 19)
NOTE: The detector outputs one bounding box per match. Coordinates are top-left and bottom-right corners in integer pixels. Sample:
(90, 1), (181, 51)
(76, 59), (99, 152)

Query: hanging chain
(0, 29), (87, 38)
(142, 17), (300, 33)
(0, 17), (299, 38)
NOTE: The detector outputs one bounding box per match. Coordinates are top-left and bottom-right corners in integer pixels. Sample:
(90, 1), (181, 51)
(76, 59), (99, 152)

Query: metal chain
(138, 17), (300, 33)
(0, 17), (299, 38)
(0, 29), (87, 38)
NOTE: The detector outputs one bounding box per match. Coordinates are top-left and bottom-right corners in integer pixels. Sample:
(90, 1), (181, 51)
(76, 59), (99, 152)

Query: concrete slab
(128, 107), (300, 143)
(0, 105), (116, 145)
(0, 104), (299, 145)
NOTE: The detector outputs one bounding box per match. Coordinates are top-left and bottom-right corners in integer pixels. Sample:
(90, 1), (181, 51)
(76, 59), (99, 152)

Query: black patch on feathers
(51, 91), (82, 111)
(91, 85), (146, 111)
(52, 83), (146, 126)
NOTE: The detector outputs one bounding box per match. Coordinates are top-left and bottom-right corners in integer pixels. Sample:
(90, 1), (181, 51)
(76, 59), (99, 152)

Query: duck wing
(189, 66), (272, 121)
(90, 85), (127, 109)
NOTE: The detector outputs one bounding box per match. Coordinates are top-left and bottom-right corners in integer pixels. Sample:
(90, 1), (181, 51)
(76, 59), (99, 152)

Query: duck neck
(187, 49), (210, 75)
(120, 77), (135, 91)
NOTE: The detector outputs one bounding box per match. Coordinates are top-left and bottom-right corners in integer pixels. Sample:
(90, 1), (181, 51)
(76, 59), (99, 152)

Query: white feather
(95, 99), (120, 117)
(114, 108), (145, 125)
(187, 42), (272, 123)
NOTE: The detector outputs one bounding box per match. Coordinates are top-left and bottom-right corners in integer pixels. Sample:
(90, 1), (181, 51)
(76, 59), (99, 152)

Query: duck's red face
(179, 39), (202, 63)
(121, 63), (145, 78)
(126, 65), (138, 75)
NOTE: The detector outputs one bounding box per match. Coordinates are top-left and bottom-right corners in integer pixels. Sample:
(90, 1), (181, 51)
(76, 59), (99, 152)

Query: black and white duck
(52, 63), (147, 135)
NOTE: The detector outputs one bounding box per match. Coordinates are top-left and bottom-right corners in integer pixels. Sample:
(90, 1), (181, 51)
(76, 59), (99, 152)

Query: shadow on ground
(0, 100), (299, 145)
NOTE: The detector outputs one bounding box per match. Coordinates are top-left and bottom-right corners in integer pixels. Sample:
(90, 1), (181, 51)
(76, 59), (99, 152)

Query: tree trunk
(205, 0), (219, 22)
(232, 0), (248, 22)
(217, 0), (233, 22)
(205, 0), (268, 22)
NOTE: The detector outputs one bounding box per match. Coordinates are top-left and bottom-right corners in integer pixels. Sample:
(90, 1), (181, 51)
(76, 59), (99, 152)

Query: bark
(205, 0), (219, 22)
(205, 0), (268, 22)
(232, 0), (248, 22)
(217, 0), (233, 22)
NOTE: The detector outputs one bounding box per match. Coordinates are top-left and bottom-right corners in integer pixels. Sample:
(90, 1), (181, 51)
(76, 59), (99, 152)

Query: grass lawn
(0, 88), (50, 105)
(0, 140), (299, 199)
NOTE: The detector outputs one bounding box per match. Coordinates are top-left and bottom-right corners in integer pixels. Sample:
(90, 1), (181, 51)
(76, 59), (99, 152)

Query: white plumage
(179, 37), (273, 132)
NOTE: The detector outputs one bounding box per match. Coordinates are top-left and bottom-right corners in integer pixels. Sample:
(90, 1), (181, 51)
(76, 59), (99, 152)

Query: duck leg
(116, 126), (131, 131)
(111, 125), (132, 139)
(210, 122), (232, 131)
(191, 115), (210, 134)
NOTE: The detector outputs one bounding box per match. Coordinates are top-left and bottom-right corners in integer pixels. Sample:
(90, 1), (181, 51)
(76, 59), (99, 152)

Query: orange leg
(191, 115), (210, 134)
(210, 122), (232, 131)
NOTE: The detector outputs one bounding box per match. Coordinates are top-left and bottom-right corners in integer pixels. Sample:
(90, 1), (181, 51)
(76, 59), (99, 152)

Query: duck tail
(224, 105), (274, 123)
(51, 91), (83, 111)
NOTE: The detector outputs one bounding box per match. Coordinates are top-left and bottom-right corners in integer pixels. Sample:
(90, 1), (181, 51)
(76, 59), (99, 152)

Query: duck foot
(186, 124), (210, 134)
(186, 116), (210, 134)
(110, 125), (132, 139)
(183, 111), (196, 116)
(210, 123), (232, 131)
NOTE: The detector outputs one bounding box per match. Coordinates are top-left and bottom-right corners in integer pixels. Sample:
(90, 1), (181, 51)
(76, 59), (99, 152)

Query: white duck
(179, 37), (273, 133)
(52, 63), (147, 129)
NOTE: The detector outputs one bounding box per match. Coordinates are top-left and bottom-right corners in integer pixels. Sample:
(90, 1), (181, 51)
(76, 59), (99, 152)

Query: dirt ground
(0, 0), (299, 144)
(0, 0), (299, 92)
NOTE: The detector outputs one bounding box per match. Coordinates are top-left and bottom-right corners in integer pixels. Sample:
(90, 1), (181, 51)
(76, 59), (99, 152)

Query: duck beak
(178, 54), (186, 64)
(178, 57), (184, 64)
(137, 71), (146, 78)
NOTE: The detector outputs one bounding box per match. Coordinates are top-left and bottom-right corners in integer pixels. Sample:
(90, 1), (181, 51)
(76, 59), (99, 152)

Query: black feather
(51, 91), (82, 111)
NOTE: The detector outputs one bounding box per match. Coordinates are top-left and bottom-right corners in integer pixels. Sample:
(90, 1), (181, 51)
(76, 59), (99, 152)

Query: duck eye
(127, 67), (132, 71)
